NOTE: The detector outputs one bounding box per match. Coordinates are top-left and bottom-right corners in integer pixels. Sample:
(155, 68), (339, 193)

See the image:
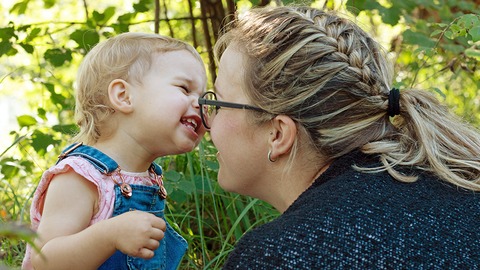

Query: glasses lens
(201, 92), (217, 128)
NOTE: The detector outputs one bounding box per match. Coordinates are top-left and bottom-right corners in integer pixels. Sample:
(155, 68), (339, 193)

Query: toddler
(22, 32), (207, 270)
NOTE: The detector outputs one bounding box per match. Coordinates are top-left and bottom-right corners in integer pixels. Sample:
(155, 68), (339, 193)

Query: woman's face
(210, 45), (270, 196)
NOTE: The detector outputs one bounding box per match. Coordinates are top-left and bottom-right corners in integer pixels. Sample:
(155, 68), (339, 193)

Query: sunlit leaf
(42, 0), (56, 9)
(26, 27), (42, 42)
(92, 7), (116, 26)
(465, 48), (480, 60)
(9, 0), (31, 15)
(52, 124), (78, 134)
(0, 158), (21, 178)
(17, 115), (37, 127)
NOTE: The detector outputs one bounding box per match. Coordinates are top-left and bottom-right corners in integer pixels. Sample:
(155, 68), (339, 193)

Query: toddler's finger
(152, 217), (167, 232)
(144, 238), (161, 251)
(150, 227), (165, 241)
(136, 247), (155, 259)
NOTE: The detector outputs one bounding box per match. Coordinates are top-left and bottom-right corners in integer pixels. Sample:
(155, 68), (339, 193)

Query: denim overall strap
(57, 143), (118, 174)
(151, 162), (163, 176)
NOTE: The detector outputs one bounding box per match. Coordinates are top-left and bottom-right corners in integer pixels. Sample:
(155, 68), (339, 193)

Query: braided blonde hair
(214, 6), (480, 190)
(73, 32), (202, 145)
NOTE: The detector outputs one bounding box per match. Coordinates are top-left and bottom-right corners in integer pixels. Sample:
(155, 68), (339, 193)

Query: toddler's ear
(108, 79), (133, 113)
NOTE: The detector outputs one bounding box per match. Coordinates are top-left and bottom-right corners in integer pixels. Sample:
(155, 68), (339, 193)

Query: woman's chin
(217, 176), (238, 193)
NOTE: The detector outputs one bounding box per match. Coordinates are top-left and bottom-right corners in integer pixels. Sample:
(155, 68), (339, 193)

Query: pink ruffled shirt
(22, 156), (157, 270)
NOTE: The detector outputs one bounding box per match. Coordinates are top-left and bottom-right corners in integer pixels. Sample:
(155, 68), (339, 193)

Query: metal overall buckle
(149, 165), (167, 199)
(111, 168), (133, 198)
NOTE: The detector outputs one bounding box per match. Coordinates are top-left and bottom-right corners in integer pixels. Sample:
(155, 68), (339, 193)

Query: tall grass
(0, 136), (278, 269)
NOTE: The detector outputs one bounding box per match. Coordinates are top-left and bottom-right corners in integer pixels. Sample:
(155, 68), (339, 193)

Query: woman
(198, 6), (480, 269)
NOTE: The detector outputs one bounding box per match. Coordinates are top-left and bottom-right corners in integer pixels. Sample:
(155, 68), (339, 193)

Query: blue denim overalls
(57, 143), (188, 270)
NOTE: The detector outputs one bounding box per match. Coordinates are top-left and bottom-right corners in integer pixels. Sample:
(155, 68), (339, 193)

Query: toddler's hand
(110, 210), (166, 259)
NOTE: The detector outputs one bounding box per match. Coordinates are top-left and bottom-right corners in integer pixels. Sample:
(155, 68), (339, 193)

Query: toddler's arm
(31, 171), (166, 270)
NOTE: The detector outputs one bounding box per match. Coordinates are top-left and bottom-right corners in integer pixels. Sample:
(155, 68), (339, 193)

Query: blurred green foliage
(0, 0), (479, 269)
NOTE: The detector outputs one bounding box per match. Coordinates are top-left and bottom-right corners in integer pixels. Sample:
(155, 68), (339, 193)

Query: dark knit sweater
(222, 151), (480, 269)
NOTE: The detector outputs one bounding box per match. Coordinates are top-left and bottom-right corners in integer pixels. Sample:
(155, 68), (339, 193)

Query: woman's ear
(108, 79), (133, 113)
(268, 115), (297, 161)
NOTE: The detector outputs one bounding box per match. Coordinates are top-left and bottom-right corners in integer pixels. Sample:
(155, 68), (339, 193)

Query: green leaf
(9, 0), (31, 15)
(117, 12), (136, 23)
(469, 26), (480, 42)
(17, 115), (37, 127)
(43, 82), (67, 107)
(19, 43), (34, 53)
(441, 43), (466, 54)
(44, 48), (73, 67)
(52, 124), (78, 134)
(133, 0), (152, 13)
(26, 27), (42, 42)
(43, 0), (56, 9)
(432, 87), (446, 99)
(381, 6), (401, 26)
(430, 29), (443, 37)
(1, 158), (19, 178)
(345, 0), (381, 14)
(178, 179), (195, 194)
(0, 40), (18, 56)
(465, 48), (480, 60)
(457, 14), (480, 29)
(70, 29), (100, 51)
(205, 160), (219, 171)
(0, 26), (17, 41)
(444, 30), (454, 39)
(402, 29), (436, 48)
(31, 130), (59, 154)
(37, 108), (47, 121)
(449, 24), (466, 38)
(103, 6), (116, 24)
(164, 170), (182, 182)
(167, 189), (188, 203)
(92, 7), (116, 26)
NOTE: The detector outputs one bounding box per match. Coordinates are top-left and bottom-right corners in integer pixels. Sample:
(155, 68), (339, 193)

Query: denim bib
(57, 143), (188, 270)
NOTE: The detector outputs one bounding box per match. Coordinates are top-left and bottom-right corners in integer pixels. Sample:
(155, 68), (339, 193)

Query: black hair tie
(388, 88), (401, 117)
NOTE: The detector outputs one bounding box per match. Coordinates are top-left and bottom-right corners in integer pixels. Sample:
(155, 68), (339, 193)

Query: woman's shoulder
(223, 167), (480, 269)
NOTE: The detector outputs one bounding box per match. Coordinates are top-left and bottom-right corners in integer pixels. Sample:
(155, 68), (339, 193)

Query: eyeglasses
(198, 91), (267, 129)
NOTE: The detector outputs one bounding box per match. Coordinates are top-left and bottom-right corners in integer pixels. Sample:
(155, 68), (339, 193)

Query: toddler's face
(128, 49), (207, 156)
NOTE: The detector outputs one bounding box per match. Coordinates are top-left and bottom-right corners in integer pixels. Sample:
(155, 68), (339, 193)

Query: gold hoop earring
(268, 150), (277, 162)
